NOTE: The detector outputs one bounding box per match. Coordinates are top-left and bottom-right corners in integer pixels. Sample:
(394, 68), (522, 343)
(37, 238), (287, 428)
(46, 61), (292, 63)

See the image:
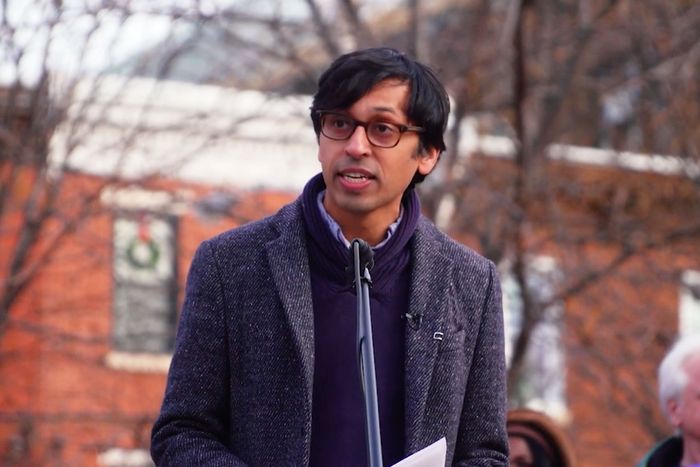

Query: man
(638, 333), (700, 467)
(151, 47), (508, 466)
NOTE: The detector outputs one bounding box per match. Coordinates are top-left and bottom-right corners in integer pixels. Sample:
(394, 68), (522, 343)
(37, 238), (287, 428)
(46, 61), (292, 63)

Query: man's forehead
(347, 79), (410, 114)
(683, 354), (700, 380)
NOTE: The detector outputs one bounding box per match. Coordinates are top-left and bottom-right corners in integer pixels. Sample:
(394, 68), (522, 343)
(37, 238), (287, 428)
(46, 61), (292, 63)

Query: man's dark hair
(310, 47), (450, 186)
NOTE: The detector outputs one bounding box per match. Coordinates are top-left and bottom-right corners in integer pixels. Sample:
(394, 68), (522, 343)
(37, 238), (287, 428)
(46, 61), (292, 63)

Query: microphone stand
(352, 239), (383, 467)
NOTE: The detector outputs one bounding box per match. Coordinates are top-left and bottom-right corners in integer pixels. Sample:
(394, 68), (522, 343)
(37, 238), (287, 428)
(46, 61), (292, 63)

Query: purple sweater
(301, 174), (420, 467)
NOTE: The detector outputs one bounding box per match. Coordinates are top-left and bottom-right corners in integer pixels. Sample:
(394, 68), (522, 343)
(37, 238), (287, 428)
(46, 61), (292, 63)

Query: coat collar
(404, 217), (454, 451)
(264, 200), (316, 459)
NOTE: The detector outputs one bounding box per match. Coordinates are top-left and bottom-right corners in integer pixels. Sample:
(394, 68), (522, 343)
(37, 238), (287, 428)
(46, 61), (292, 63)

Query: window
(502, 256), (567, 421)
(112, 212), (178, 354)
(679, 270), (700, 335)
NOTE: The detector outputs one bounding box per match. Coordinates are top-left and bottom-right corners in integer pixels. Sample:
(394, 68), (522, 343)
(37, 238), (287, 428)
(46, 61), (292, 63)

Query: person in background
(150, 47), (508, 466)
(507, 408), (576, 467)
(638, 333), (700, 467)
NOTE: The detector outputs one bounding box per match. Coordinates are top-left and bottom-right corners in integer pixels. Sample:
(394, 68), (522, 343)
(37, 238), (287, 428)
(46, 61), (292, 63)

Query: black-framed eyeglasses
(316, 110), (424, 148)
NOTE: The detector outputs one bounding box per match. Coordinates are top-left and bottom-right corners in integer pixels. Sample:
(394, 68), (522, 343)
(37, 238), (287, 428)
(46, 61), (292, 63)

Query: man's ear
(417, 146), (440, 176)
(667, 398), (682, 428)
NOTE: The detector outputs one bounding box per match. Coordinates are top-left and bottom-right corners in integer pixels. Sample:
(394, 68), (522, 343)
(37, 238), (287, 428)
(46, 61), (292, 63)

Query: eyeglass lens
(321, 113), (402, 148)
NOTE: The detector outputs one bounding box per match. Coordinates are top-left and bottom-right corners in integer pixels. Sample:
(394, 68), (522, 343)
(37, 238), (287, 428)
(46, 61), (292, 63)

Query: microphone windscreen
(350, 238), (374, 271)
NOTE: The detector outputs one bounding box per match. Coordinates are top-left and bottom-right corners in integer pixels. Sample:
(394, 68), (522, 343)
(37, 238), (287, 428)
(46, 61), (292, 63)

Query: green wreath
(126, 237), (160, 270)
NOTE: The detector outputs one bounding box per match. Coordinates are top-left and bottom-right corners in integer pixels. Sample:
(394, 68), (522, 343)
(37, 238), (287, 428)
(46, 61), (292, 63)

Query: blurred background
(0, 0), (698, 465)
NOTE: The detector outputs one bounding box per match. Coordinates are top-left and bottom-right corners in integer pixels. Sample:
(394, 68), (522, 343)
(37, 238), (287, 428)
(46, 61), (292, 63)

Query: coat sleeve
(150, 240), (248, 466)
(453, 260), (509, 466)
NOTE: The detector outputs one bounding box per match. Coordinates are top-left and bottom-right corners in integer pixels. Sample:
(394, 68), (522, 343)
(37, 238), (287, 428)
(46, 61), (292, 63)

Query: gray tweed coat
(151, 197), (508, 466)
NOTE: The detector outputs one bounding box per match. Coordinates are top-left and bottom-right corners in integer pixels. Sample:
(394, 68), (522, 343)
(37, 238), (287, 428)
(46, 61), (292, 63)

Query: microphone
(350, 238), (374, 273)
(402, 312), (422, 330)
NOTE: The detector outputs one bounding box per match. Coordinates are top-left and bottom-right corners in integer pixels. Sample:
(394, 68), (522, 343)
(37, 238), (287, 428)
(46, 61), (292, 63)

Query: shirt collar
(316, 190), (403, 249)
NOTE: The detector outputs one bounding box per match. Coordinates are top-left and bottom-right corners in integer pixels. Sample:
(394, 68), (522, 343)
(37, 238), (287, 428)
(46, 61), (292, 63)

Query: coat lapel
(404, 219), (453, 452)
(264, 202), (315, 456)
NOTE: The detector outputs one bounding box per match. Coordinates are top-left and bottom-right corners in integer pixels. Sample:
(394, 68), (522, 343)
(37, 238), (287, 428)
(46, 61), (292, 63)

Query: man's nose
(344, 125), (372, 158)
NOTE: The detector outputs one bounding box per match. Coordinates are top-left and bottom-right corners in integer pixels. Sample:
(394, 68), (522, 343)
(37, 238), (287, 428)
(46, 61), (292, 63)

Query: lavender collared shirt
(316, 190), (403, 249)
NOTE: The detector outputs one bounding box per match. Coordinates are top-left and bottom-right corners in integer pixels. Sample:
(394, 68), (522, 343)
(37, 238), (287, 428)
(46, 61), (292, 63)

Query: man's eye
(331, 117), (351, 129)
(372, 122), (397, 134)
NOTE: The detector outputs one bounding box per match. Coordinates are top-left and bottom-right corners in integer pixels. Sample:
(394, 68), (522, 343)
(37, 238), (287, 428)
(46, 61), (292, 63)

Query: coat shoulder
(205, 199), (303, 249)
(193, 199), (304, 270)
(415, 216), (495, 274)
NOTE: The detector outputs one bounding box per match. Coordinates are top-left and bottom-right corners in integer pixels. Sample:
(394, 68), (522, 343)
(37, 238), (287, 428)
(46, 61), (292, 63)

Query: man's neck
(325, 205), (402, 247)
(681, 434), (700, 466)
(338, 219), (392, 246)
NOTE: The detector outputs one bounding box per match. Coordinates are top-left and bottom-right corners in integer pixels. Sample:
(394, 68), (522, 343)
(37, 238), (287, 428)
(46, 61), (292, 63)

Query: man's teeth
(343, 173), (368, 181)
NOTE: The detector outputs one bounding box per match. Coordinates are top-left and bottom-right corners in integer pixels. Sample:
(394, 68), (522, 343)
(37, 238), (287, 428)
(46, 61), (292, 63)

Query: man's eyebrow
(370, 105), (400, 115)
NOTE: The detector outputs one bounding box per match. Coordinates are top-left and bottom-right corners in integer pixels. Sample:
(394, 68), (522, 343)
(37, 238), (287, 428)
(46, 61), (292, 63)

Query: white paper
(391, 437), (446, 467)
